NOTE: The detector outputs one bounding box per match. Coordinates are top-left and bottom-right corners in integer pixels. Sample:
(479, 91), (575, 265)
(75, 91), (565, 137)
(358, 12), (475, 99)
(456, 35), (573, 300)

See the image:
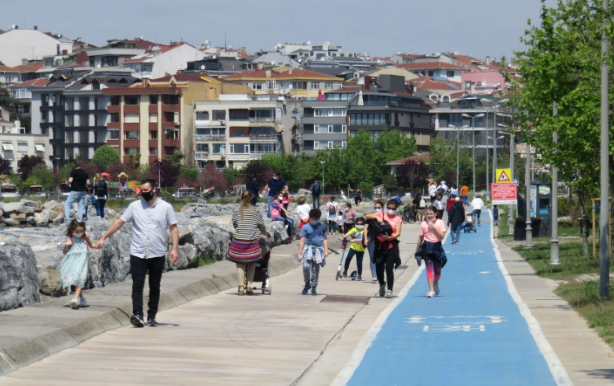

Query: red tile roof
(396, 54), (420, 60)
(109, 39), (171, 51)
(8, 78), (49, 88)
(454, 55), (480, 71)
(395, 62), (468, 71)
(409, 77), (462, 91)
(0, 61), (44, 73)
(223, 68), (340, 80)
(152, 72), (228, 83)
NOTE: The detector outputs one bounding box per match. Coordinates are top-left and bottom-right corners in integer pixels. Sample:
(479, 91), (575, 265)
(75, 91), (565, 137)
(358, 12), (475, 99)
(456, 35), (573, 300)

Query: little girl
(336, 210), (344, 235)
(282, 191), (290, 210)
(61, 219), (98, 309)
(340, 217), (366, 281)
(415, 206), (447, 298)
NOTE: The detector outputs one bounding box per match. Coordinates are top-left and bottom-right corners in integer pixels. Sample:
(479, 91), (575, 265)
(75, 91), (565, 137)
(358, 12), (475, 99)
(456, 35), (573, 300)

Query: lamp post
(321, 161), (325, 196)
(599, 0), (610, 299)
(525, 142), (533, 248)
(462, 113), (485, 199)
(449, 124), (469, 189)
(551, 101), (560, 265)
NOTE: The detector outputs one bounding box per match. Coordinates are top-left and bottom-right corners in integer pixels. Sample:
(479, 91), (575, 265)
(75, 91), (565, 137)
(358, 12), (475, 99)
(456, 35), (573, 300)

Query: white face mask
(73, 232), (84, 238)
(356, 225), (365, 229)
(387, 209), (396, 215)
(273, 176), (278, 180)
(375, 208), (383, 212)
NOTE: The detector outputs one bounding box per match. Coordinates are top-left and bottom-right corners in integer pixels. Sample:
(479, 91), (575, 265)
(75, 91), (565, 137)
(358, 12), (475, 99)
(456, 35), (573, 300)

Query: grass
(511, 242), (599, 281)
(193, 255), (216, 268)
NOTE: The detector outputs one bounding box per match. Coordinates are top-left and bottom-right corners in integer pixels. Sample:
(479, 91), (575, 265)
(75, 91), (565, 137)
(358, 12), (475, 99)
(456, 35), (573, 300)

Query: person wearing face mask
(340, 217), (367, 280)
(364, 201), (384, 283)
(365, 199), (403, 298)
(415, 206), (447, 298)
(61, 219), (100, 309)
(297, 209), (328, 295)
(263, 171), (288, 218)
(342, 203), (356, 234)
(96, 179), (179, 328)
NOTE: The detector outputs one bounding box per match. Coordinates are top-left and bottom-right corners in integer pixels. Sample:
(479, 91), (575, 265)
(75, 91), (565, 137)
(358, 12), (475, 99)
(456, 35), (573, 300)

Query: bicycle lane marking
(334, 211), (571, 386)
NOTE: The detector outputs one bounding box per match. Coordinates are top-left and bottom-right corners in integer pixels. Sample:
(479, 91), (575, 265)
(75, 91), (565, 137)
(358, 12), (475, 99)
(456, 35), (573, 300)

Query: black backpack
(328, 203), (336, 215)
(312, 182), (321, 195)
(372, 217), (393, 237)
(95, 180), (107, 197)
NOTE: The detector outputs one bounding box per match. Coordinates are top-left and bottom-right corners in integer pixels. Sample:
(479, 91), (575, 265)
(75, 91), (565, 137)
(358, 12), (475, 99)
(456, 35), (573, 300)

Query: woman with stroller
(228, 190), (268, 296)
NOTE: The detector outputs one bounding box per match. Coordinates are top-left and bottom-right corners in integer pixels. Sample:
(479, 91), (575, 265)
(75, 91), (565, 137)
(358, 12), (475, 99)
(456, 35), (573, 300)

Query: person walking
(340, 217), (366, 280)
(460, 184), (469, 206)
(493, 205), (499, 226)
(246, 175), (260, 206)
(271, 194), (294, 243)
(92, 174), (108, 218)
(471, 193), (485, 226)
(298, 208), (328, 295)
(342, 203), (356, 235)
(434, 194), (445, 219)
(95, 179), (179, 328)
(415, 206), (447, 297)
(326, 197), (339, 234)
(296, 196), (311, 232)
(310, 179), (322, 209)
(348, 185), (362, 206)
(365, 199), (403, 298)
(64, 165), (90, 223)
(61, 219), (99, 309)
(228, 191), (267, 296)
(83, 190), (93, 221)
(364, 201), (384, 283)
(263, 171), (287, 218)
(413, 193), (427, 222)
(450, 185), (459, 197)
(448, 197), (465, 244)
(428, 181), (438, 204)
(445, 194), (456, 220)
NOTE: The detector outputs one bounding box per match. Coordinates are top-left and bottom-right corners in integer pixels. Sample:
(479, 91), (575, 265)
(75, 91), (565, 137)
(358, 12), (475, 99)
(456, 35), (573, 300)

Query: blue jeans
(344, 249), (365, 276)
(328, 220), (337, 234)
(451, 222), (463, 243)
(267, 195), (274, 218)
(65, 191), (85, 223)
(462, 195), (469, 205)
(313, 194), (320, 209)
(95, 199), (107, 218)
(273, 216), (294, 237)
(366, 239), (377, 277)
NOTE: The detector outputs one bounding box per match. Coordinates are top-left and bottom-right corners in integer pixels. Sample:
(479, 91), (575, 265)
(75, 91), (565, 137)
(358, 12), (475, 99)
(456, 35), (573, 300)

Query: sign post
(491, 183), (517, 205)
(496, 168), (513, 184)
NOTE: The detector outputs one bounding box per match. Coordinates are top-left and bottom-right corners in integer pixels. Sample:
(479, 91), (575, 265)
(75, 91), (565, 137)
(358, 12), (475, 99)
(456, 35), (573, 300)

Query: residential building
(86, 48), (145, 69)
(0, 26), (72, 67)
(395, 62), (469, 82)
(122, 43), (206, 79)
(346, 75), (433, 152)
(9, 78), (49, 132)
(102, 72), (252, 166)
(186, 57), (247, 77)
(461, 71), (509, 95)
(247, 52), (300, 69)
(299, 98), (348, 155)
(408, 76), (463, 104)
(358, 67), (419, 85)
(223, 66), (343, 99)
(0, 106), (51, 171)
(0, 60), (46, 86)
(192, 94), (298, 169)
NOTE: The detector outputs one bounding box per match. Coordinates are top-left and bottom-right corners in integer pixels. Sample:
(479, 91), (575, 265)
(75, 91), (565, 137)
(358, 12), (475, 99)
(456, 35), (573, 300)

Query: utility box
(529, 179), (552, 237)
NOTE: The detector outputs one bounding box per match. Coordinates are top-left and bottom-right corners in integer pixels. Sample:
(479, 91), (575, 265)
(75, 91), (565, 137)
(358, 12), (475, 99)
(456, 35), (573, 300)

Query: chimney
(266, 69), (271, 78)
(288, 66), (292, 75)
(21, 58), (28, 66)
(34, 26), (38, 30)
(364, 76), (372, 90)
(257, 63), (264, 70)
(486, 56), (491, 65)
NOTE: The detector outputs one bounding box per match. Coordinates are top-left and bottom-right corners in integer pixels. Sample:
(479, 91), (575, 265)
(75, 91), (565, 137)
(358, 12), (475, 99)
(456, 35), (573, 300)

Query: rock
(2, 202), (22, 214)
(25, 216), (35, 225)
(20, 199), (41, 207)
(52, 213), (64, 225)
(43, 200), (60, 210)
(0, 237), (40, 311)
(4, 218), (20, 226)
(10, 213), (26, 220)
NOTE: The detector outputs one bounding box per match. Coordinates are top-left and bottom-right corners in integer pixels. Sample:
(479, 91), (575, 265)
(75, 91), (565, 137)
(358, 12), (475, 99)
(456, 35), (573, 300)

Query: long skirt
(227, 239), (262, 264)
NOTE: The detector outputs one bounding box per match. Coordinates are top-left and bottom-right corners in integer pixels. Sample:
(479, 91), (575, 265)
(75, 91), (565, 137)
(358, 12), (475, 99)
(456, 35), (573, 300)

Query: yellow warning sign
(496, 168), (512, 184)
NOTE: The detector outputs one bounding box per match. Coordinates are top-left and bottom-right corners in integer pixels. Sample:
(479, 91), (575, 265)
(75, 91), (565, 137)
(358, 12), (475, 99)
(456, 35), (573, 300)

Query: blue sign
(513, 179), (520, 186)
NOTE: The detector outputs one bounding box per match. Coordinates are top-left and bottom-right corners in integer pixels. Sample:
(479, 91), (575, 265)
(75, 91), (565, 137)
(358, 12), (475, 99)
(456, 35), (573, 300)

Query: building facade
(0, 106), (50, 171)
(300, 99), (348, 155)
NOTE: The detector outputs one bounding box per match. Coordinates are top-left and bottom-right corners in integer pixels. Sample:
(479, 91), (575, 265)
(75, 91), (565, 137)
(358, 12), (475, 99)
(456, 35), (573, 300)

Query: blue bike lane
(342, 211), (569, 386)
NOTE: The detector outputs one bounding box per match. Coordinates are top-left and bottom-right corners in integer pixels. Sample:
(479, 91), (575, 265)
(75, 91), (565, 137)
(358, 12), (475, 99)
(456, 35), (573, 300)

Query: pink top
(282, 195), (289, 204)
(376, 213), (402, 248)
(420, 219), (447, 243)
(271, 201), (281, 219)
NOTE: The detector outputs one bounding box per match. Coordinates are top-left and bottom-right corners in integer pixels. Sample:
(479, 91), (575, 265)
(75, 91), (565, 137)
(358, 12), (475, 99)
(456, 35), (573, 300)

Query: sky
(1, 0), (551, 60)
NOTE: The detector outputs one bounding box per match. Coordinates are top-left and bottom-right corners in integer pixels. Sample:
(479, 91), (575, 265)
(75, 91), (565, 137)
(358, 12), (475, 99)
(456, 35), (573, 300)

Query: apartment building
(0, 107), (50, 171)
(102, 72), (251, 165)
(193, 94), (298, 169)
(223, 66), (343, 99)
(122, 43), (206, 79)
(300, 99), (349, 155)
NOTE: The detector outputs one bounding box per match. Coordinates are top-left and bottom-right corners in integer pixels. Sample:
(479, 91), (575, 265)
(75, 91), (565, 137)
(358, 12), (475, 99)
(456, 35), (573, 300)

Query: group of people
(64, 166), (109, 223)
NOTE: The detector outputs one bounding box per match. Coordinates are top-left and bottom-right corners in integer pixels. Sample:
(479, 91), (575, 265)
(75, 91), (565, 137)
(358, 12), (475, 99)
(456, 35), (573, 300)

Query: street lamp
(462, 113), (485, 198)
(321, 161), (325, 196)
(525, 142), (533, 248)
(449, 124), (469, 189)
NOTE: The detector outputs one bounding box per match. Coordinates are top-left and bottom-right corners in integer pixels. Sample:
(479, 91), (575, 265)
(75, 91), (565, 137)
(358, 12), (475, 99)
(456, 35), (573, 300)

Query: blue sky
(1, 0), (549, 59)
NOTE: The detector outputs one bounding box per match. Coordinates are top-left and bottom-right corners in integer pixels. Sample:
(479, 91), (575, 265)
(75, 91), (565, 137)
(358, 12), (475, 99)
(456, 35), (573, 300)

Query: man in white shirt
(470, 194), (486, 226)
(326, 197), (339, 234)
(96, 179), (179, 327)
(428, 182), (438, 204)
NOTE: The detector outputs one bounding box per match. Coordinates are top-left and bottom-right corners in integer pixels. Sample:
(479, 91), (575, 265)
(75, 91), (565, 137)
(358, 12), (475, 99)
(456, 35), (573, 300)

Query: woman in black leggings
(364, 199), (403, 298)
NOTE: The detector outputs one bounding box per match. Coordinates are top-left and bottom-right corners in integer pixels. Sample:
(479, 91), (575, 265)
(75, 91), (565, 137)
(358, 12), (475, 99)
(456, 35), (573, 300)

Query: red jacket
(446, 198), (456, 211)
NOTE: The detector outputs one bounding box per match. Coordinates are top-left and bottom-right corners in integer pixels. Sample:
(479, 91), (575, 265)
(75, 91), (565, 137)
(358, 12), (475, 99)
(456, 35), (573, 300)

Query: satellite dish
(298, 58), (302, 63)
(229, 45), (232, 49)
(205, 40), (210, 45)
(307, 41), (311, 45)
(200, 65), (205, 70)
(140, 36), (144, 40)
(271, 61), (276, 65)
(212, 55), (217, 59)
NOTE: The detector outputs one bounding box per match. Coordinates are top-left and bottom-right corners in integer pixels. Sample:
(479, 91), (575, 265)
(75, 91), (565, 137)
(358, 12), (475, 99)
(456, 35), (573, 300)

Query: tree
(376, 129), (417, 164)
(345, 130), (385, 186)
(91, 145), (120, 168)
(17, 154), (45, 181)
(24, 164), (54, 189)
(396, 160), (429, 193)
(151, 160), (180, 187)
(0, 155), (11, 175)
(244, 161), (274, 190)
(197, 164), (228, 192)
(427, 137), (473, 186)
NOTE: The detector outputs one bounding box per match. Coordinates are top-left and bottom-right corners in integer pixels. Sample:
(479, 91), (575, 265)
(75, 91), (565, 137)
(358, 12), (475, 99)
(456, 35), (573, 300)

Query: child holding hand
(61, 219), (99, 309)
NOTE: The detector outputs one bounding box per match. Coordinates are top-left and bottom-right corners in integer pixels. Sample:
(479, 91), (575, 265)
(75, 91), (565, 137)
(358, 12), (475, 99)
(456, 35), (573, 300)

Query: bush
(91, 145), (120, 168)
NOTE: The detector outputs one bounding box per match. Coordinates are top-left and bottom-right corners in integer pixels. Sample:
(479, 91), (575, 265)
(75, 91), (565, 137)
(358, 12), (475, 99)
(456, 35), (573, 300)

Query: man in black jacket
(448, 197), (465, 245)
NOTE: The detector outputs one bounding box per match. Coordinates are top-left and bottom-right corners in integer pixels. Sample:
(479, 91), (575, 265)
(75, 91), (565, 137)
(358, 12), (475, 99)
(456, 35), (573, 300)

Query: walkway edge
(489, 210), (573, 386)
(0, 255), (300, 377)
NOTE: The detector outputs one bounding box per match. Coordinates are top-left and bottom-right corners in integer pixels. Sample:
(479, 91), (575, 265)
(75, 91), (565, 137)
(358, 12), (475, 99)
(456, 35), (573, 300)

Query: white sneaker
(70, 298), (79, 309)
(372, 276), (377, 283)
(434, 284), (440, 296)
(385, 290), (393, 298)
(79, 296), (87, 307)
(426, 291), (436, 298)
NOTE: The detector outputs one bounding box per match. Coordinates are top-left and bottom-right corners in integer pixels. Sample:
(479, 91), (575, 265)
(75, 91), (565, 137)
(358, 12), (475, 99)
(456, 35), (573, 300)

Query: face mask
(387, 209), (396, 215)
(141, 190), (155, 201)
(356, 225), (365, 229)
(375, 208), (382, 212)
(73, 232), (84, 238)
(273, 176), (278, 180)
(310, 220), (320, 226)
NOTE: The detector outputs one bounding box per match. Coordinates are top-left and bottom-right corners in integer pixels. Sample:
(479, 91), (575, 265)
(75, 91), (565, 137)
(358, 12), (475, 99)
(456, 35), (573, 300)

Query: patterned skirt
(227, 239), (262, 264)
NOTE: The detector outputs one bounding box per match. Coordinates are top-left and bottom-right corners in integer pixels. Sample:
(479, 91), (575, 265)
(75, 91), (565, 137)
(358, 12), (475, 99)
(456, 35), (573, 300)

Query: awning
(35, 145), (45, 152)
(2, 144), (14, 151)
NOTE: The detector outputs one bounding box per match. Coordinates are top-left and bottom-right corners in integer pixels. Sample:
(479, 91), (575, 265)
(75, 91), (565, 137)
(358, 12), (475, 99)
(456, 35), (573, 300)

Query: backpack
(344, 209), (354, 222)
(328, 203), (336, 215)
(312, 182), (321, 195)
(419, 197), (426, 208)
(95, 180), (107, 197)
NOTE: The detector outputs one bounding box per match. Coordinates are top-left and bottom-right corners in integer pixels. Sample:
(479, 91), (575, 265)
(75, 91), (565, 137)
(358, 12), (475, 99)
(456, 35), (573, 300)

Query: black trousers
(130, 255), (165, 318)
(375, 243), (398, 291)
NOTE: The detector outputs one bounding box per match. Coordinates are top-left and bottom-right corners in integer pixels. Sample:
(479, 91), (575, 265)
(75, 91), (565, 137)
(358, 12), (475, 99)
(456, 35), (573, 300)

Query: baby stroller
(251, 234), (272, 295)
(463, 213), (477, 233)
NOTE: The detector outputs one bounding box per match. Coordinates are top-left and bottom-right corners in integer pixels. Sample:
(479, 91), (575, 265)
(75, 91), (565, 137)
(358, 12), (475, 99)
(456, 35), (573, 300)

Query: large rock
(0, 237), (40, 311)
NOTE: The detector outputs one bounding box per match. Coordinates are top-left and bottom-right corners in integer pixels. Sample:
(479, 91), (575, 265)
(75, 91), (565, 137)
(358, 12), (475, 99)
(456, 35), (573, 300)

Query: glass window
(149, 95), (158, 104)
(149, 131), (158, 140)
(17, 142), (28, 152)
(213, 110), (226, 120)
(125, 148), (139, 155)
(196, 144), (208, 152)
(149, 147), (158, 156)
(196, 111), (209, 120)
(311, 82), (320, 90)
(325, 82), (334, 90)
(164, 129), (179, 140)
(125, 131), (139, 140)
(109, 130), (119, 140)
(230, 144), (249, 154)
(230, 128), (247, 137)
(125, 96), (139, 105)
(149, 113), (158, 123)
(212, 144), (226, 154)
(251, 83), (263, 90)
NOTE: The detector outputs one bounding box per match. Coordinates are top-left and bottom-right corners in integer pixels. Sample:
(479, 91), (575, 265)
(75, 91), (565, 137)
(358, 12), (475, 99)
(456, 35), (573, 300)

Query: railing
(229, 115), (249, 121)
(195, 134), (226, 141)
(249, 117), (279, 122)
(195, 152), (209, 159)
(250, 151), (279, 158)
(249, 135), (279, 142)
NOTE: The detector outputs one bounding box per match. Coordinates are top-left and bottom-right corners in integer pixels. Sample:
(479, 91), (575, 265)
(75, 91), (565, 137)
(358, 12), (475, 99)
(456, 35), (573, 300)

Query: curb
(0, 254), (300, 376)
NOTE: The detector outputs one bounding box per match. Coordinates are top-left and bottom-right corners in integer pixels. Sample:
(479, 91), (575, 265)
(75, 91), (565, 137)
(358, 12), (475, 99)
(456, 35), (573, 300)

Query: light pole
(599, 0), (610, 299)
(551, 101), (560, 265)
(157, 159), (161, 190)
(462, 113), (485, 199)
(321, 161), (325, 196)
(525, 142), (533, 248)
(449, 124), (469, 189)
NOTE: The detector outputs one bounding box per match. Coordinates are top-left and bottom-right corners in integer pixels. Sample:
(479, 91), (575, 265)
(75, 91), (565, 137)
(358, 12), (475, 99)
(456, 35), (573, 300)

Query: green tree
(345, 130), (385, 185)
(24, 164), (54, 189)
(91, 145), (120, 168)
(427, 137), (473, 185)
(376, 129), (417, 163)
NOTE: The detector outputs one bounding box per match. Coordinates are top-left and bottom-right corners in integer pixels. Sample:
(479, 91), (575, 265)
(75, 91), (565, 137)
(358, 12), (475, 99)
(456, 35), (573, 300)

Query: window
(149, 131), (158, 140)
(292, 81), (307, 90)
(196, 144), (208, 153)
(149, 95), (158, 105)
(325, 82), (335, 90)
(164, 128), (179, 140)
(213, 110), (226, 120)
(149, 147), (158, 156)
(446, 71), (455, 78)
(329, 124), (346, 133)
(162, 95), (179, 105)
(212, 144), (226, 154)
(251, 83), (263, 90)
(230, 144), (249, 154)
(164, 112), (175, 123)
(3, 150), (14, 160)
(314, 124), (328, 134)
(229, 109), (249, 121)
(109, 113), (120, 123)
(124, 114), (139, 123)
(125, 131), (139, 140)
(428, 71), (434, 77)
(149, 113), (158, 123)
(109, 130), (120, 140)
(311, 82), (320, 90)
(230, 127), (247, 137)
(110, 96), (120, 106)
(196, 111), (209, 121)
(17, 142), (28, 152)
(265, 80), (276, 90)
(125, 148), (139, 155)
(349, 113), (389, 125)
(196, 128), (225, 137)
(125, 96), (139, 105)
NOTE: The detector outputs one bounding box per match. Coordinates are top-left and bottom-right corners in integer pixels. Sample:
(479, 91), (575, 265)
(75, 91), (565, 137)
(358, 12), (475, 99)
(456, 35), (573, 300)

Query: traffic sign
(491, 183), (517, 205)
(496, 168), (512, 184)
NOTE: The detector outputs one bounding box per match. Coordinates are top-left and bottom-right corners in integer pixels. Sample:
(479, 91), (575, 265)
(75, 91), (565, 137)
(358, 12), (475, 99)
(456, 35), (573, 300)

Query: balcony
(64, 108), (108, 114)
(249, 117), (280, 123)
(249, 151), (278, 159)
(41, 122), (63, 129)
(66, 125), (107, 130)
(107, 105), (121, 113)
(195, 152), (209, 159)
(124, 105), (140, 114)
(195, 134), (226, 141)
(39, 105), (63, 112)
(249, 135), (279, 143)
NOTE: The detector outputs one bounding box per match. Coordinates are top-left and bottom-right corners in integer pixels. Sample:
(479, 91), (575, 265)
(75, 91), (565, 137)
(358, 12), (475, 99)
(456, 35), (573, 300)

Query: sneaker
(311, 287), (318, 296)
(79, 296), (87, 308)
(379, 283), (386, 297)
(302, 284), (310, 295)
(342, 271), (347, 278)
(385, 290), (393, 299)
(147, 317), (158, 327)
(426, 291), (436, 298)
(70, 297), (79, 310)
(357, 275), (362, 281)
(372, 276), (377, 283)
(434, 284), (440, 296)
(130, 314), (145, 327)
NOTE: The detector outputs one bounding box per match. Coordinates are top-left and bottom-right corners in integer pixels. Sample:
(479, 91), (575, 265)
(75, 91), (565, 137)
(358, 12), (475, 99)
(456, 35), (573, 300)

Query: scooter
(335, 239), (348, 280)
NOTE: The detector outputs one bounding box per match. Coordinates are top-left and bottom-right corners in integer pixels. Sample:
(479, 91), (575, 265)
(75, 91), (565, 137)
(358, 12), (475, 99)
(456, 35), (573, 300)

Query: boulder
(2, 202), (22, 215)
(4, 218), (20, 226)
(52, 213), (63, 225)
(10, 213), (26, 220)
(0, 237), (40, 311)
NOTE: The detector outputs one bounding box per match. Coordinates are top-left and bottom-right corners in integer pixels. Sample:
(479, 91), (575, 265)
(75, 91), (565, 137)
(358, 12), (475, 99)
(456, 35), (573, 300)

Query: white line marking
(488, 209), (573, 386)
